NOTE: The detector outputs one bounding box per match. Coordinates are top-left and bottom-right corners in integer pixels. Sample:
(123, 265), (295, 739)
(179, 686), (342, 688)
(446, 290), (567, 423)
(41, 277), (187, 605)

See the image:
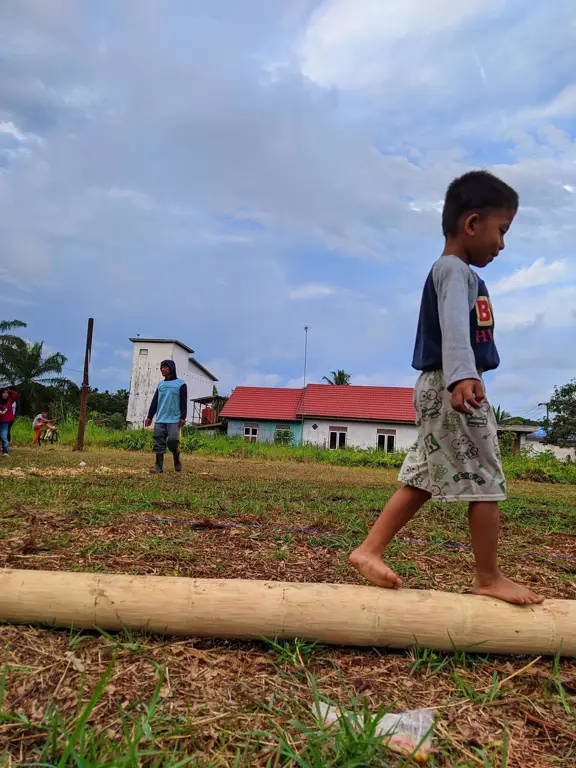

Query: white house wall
(302, 419), (416, 450)
(185, 359), (215, 406)
(526, 439), (576, 462)
(126, 341), (213, 427)
(127, 341), (174, 427)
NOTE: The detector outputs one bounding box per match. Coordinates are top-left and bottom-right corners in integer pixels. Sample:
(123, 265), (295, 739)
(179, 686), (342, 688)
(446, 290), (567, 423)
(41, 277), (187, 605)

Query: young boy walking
(351, 170), (543, 606)
(145, 360), (187, 474)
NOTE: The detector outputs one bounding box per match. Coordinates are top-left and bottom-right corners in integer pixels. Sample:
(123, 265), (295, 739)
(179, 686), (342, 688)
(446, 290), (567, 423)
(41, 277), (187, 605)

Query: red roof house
(298, 384), (416, 423)
(220, 384), (417, 451)
(220, 387), (303, 421)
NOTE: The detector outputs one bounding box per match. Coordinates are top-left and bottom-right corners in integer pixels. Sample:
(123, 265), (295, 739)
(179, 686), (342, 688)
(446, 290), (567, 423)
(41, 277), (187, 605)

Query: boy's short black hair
(442, 170), (519, 237)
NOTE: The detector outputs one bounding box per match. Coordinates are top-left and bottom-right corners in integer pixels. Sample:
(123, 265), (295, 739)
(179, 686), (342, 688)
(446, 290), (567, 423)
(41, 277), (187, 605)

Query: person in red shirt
(0, 388), (18, 456)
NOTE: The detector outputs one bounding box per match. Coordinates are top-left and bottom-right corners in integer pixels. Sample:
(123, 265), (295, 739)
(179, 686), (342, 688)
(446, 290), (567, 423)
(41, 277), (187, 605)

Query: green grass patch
(10, 416), (576, 483)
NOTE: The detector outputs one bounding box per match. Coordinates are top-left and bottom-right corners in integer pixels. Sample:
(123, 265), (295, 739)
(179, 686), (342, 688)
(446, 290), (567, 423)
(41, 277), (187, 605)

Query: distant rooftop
(129, 338), (195, 354)
(498, 424), (540, 434)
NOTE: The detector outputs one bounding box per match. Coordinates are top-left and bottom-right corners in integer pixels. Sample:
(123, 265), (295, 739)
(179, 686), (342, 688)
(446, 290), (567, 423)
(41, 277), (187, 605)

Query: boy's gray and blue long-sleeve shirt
(147, 360), (187, 424)
(412, 255), (500, 390)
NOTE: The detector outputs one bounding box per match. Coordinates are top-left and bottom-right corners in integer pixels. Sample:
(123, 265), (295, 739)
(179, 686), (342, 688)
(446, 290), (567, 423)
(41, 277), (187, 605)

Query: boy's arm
(433, 259), (483, 409)
(179, 382), (188, 426)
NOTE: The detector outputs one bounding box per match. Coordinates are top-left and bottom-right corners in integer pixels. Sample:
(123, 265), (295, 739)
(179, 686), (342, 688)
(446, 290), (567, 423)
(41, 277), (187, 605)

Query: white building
(126, 338), (217, 427)
(525, 427), (576, 461)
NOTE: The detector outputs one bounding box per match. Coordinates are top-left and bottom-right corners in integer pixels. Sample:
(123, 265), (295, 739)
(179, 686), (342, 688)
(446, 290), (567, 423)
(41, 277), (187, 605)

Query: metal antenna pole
(303, 326), (309, 387)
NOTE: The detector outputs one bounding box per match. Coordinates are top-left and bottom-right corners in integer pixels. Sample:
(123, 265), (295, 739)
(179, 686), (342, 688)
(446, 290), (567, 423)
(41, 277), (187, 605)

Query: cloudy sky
(1, 0), (575, 417)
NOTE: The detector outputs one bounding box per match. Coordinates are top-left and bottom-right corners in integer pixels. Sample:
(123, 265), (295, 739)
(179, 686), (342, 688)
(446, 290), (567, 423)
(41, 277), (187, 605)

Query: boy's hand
(451, 379), (484, 414)
(178, 419), (185, 428)
(144, 418), (152, 428)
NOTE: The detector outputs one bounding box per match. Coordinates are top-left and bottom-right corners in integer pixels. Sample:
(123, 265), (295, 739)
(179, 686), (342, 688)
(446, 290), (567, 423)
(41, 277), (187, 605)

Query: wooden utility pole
(74, 318), (94, 452)
(538, 401), (550, 423)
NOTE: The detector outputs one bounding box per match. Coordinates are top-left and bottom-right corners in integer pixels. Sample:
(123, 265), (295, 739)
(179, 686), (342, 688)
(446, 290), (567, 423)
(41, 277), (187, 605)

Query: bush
(274, 429), (294, 446)
(502, 451), (576, 484)
(10, 416), (124, 448)
(110, 429), (151, 451)
(105, 413), (127, 430)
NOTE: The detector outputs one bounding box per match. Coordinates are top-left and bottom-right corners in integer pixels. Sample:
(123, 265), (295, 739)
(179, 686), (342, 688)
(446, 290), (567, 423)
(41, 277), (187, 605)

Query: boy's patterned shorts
(398, 370), (506, 502)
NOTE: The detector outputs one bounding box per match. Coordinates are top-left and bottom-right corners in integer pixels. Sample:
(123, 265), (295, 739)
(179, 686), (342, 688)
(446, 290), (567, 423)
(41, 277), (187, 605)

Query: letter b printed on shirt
(475, 296), (493, 327)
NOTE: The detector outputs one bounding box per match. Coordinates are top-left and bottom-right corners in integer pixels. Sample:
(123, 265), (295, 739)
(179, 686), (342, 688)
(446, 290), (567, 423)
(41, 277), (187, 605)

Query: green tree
(87, 388), (129, 418)
(0, 319), (27, 381)
(545, 379), (576, 446)
(493, 405), (512, 424)
(322, 369), (352, 386)
(1, 339), (68, 416)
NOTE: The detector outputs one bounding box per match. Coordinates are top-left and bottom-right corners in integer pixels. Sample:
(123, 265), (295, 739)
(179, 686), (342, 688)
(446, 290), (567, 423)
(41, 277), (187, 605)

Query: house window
(139, 348), (148, 356)
(274, 424), (292, 444)
(377, 429), (396, 453)
(329, 426), (347, 450)
(244, 424), (258, 443)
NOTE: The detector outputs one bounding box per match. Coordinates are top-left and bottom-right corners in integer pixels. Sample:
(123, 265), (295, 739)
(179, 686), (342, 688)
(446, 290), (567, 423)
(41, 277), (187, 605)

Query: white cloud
(0, 268), (33, 293)
(351, 371), (418, 387)
(299, 0), (505, 89)
(113, 348), (132, 360)
(202, 359), (284, 394)
(285, 376), (306, 388)
(103, 187), (156, 210)
(496, 285), (576, 329)
(491, 259), (569, 295)
(518, 85), (576, 123)
(97, 366), (130, 383)
(0, 121), (42, 144)
(289, 283), (335, 300)
(241, 372), (282, 387)
(0, 294), (32, 306)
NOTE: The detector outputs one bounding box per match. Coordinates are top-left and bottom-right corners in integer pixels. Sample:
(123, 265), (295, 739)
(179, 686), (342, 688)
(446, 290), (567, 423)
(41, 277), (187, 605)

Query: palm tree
(322, 369), (351, 386)
(0, 319), (27, 381)
(493, 405), (512, 424)
(1, 339), (68, 415)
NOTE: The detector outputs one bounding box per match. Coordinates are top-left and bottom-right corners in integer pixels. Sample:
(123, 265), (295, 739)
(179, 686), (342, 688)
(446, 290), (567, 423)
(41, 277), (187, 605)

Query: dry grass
(1, 447), (575, 766)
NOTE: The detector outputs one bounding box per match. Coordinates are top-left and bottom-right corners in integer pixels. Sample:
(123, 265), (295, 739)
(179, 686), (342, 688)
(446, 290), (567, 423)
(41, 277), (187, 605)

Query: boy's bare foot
(349, 549), (403, 588)
(472, 575), (544, 605)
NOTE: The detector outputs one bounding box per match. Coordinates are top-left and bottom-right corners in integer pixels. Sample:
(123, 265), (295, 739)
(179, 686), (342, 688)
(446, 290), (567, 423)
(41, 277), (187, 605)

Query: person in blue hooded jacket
(144, 360), (187, 473)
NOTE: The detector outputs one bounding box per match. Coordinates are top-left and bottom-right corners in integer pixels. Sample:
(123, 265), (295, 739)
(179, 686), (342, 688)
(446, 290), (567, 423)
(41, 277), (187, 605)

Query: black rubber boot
(149, 453), (164, 474)
(173, 452), (182, 472)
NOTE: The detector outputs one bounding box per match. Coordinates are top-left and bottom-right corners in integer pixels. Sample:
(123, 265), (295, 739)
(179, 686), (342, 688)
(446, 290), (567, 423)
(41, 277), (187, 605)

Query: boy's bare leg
(350, 486), (431, 588)
(469, 501), (544, 605)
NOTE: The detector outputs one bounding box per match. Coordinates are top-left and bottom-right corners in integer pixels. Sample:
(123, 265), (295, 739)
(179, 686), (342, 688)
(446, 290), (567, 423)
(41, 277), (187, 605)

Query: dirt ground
(1, 448), (575, 766)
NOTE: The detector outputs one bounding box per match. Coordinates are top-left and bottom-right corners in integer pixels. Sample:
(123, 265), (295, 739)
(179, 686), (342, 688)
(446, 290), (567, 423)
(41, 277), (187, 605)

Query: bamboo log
(0, 569), (574, 656)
